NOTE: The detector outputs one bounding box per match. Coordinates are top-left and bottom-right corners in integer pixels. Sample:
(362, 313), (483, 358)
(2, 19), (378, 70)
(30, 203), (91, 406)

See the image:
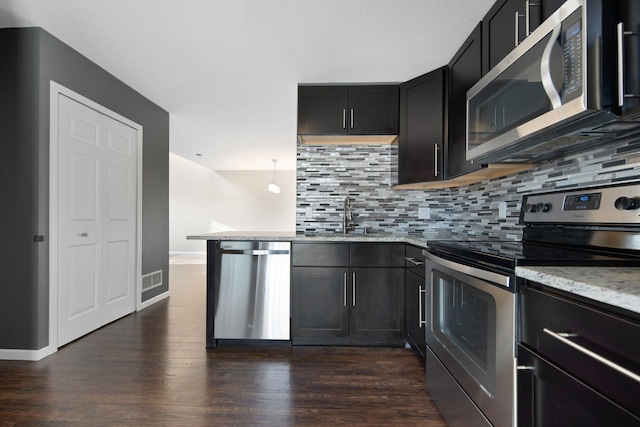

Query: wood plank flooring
(0, 258), (447, 426)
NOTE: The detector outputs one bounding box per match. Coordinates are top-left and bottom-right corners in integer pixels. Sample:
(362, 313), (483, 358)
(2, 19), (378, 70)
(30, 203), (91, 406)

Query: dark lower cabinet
(404, 268), (425, 364)
(291, 267), (348, 339)
(517, 344), (640, 427)
(349, 267), (404, 343)
(404, 244), (426, 365)
(519, 285), (640, 426)
(291, 242), (405, 346)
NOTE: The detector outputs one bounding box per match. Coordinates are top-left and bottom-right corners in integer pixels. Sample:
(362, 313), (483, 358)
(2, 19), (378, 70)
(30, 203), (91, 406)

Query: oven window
(433, 271), (497, 395)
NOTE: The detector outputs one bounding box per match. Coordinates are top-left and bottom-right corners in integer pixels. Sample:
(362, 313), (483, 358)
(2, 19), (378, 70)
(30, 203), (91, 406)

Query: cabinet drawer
(350, 243), (405, 267)
(521, 285), (640, 417)
(292, 243), (349, 267)
(404, 244), (425, 278)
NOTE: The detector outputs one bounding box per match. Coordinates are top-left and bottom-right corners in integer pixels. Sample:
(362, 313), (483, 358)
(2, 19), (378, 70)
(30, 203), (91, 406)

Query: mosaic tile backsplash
(296, 135), (640, 241)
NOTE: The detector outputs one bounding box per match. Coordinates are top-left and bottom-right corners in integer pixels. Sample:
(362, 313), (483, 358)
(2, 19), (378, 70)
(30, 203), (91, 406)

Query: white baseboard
(138, 289), (170, 311)
(0, 346), (53, 361)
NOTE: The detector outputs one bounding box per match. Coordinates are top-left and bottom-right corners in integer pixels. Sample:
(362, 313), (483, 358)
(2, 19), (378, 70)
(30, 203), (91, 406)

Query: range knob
(525, 203), (536, 213)
(536, 202), (552, 212)
(614, 196), (640, 210)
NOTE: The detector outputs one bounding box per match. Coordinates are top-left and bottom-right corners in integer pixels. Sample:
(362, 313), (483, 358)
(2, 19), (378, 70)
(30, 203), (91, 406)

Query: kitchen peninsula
(187, 231), (640, 346)
(187, 231), (431, 349)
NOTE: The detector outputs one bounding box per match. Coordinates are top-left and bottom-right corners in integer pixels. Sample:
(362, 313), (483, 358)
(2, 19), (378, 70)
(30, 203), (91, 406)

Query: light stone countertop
(516, 266), (640, 316)
(186, 231), (430, 248)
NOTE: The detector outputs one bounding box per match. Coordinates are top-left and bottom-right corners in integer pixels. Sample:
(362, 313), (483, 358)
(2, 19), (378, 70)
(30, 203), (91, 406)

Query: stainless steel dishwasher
(213, 241), (291, 341)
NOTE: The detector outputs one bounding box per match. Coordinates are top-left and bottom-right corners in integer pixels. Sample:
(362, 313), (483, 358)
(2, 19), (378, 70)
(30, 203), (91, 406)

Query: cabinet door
(447, 23), (483, 179)
(620, 0), (640, 118)
(518, 345), (640, 426)
(540, 0), (565, 23)
(398, 67), (445, 184)
(405, 270), (426, 364)
(297, 86), (348, 135)
(348, 86), (399, 135)
(350, 267), (404, 342)
(291, 267), (349, 339)
(482, 0), (529, 75)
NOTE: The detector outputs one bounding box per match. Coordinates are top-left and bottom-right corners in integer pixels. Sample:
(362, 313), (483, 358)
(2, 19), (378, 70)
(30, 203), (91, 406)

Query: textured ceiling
(0, 0), (495, 171)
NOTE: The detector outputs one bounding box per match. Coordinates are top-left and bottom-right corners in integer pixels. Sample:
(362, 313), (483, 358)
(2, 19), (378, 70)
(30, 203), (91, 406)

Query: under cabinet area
(291, 242), (405, 346)
(297, 85), (399, 136)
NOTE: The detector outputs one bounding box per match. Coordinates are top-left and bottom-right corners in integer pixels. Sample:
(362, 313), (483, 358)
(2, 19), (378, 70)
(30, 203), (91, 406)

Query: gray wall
(0, 28), (169, 350)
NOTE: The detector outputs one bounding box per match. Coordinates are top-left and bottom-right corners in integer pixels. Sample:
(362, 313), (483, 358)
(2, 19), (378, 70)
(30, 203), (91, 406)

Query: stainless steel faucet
(342, 196), (355, 235)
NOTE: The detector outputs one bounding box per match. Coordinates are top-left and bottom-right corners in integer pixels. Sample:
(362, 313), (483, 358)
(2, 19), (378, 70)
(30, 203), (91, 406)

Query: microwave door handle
(540, 23), (562, 110)
(617, 22), (640, 107)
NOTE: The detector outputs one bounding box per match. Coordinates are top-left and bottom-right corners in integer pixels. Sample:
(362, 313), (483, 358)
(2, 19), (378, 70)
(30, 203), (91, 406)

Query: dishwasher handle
(218, 249), (290, 256)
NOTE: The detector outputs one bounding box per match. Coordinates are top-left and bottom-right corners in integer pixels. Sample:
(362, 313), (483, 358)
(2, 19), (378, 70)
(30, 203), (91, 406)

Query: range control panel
(520, 182), (640, 225)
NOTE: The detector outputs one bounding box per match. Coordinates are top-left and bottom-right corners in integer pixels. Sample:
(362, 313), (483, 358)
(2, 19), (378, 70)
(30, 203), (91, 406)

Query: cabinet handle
(525, 1), (540, 37)
(514, 11), (520, 47)
(352, 272), (356, 306)
(418, 285), (426, 328)
(404, 257), (424, 266)
(350, 108), (354, 129)
(617, 22), (640, 107)
(543, 328), (640, 384)
(434, 144), (439, 177)
(342, 109), (346, 129)
(343, 272), (348, 306)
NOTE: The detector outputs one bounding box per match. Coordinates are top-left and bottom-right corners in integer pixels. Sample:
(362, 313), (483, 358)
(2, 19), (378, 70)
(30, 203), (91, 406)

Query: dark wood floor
(0, 259), (447, 426)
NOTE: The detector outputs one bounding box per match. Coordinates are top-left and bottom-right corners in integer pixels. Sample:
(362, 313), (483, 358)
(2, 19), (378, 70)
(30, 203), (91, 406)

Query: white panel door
(57, 94), (137, 346)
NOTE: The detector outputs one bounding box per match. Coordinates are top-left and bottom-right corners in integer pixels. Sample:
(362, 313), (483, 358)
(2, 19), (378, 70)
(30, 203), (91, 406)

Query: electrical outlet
(418, 207), (431, 219)
(305, 207), (313, 218)
(498, 201), (507, 219)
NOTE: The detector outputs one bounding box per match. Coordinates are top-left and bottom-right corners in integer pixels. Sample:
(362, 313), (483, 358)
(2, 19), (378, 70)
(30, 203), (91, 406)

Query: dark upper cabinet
(482, 0), (528, 75)
(297, 85), (399, 135)
(447, 23), (483, 179)
(398, 67), (446, 184)
(482, 0), (564, 75)
(620, 0), (640, 118)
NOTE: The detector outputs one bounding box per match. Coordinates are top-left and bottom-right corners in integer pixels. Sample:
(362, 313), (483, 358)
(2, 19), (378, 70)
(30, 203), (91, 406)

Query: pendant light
(268, 159), (280, 193)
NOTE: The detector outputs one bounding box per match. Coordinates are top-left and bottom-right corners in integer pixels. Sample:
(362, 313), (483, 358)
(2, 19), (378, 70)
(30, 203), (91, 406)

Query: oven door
(424, 251), (516, 427)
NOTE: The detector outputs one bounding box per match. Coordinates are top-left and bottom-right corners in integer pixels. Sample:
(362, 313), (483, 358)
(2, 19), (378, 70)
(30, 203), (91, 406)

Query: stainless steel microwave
(466, 0), (637, 164)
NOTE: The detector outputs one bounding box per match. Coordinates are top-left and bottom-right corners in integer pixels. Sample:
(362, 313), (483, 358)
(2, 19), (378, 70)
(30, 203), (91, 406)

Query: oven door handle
(423, 250), (512, 289)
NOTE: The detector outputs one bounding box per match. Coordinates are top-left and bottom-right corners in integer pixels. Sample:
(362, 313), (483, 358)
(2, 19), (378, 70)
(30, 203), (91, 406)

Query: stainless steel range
(423, 182), (640, 427)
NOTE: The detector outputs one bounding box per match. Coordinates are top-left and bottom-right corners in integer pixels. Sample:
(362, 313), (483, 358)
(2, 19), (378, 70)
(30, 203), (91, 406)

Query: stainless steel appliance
(467, 0), (640, 164)
(424, 181), (640, 427)
(213, 241), (291, 342)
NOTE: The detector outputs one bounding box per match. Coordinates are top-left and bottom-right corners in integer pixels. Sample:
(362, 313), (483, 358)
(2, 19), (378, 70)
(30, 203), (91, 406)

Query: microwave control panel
(561, 8), (584, 102)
